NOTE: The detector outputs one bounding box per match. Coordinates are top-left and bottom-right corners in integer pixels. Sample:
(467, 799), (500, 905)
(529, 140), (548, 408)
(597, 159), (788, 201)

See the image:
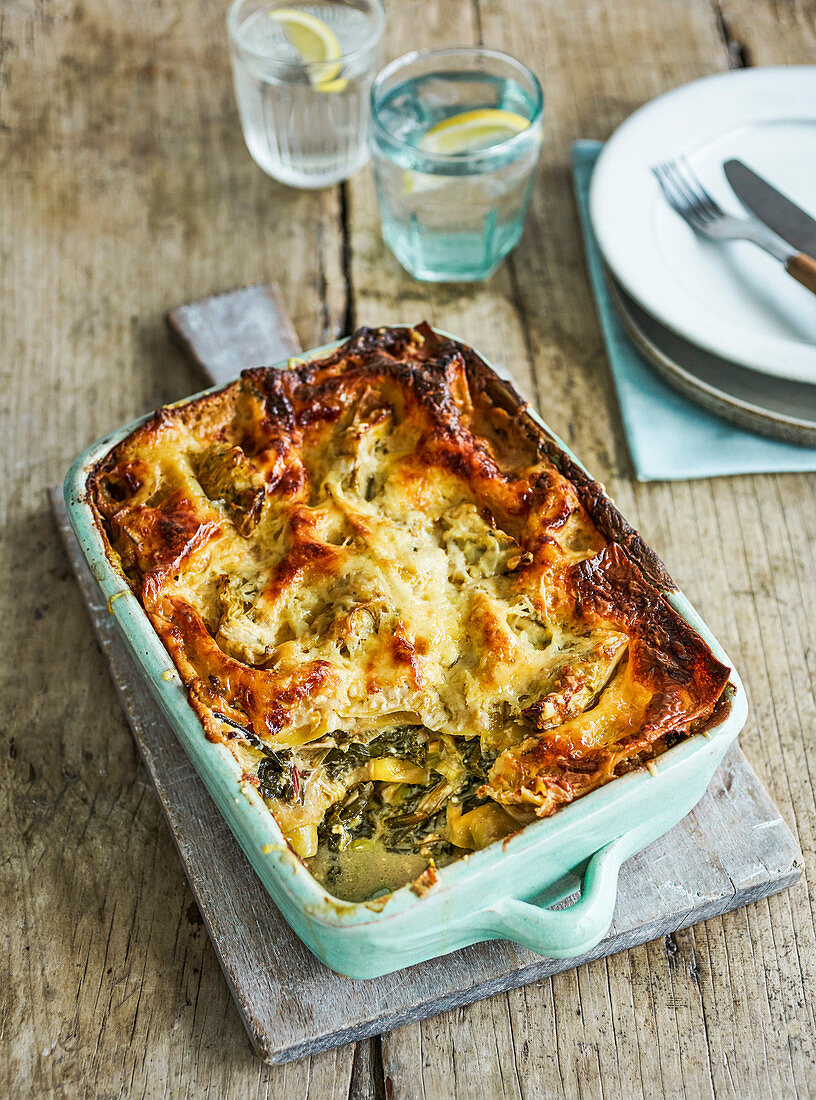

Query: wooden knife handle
(786, 253), (816, 297)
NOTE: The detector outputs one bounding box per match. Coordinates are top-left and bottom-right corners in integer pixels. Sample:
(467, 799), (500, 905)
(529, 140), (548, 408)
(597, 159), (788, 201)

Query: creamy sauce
(307, 841), (457, 902)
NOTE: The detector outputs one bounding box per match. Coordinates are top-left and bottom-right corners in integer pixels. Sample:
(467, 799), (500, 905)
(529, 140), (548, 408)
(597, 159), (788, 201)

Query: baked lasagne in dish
(89, 324), (730, 900)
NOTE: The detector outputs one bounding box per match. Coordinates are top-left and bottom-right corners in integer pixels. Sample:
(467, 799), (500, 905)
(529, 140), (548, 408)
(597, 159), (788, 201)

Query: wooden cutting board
(52, 285), (802, 1065)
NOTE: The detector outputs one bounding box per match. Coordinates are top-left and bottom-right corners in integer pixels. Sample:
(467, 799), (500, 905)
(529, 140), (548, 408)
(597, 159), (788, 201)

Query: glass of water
(228, 0), (385, 189)
(370, 48), (544, 281)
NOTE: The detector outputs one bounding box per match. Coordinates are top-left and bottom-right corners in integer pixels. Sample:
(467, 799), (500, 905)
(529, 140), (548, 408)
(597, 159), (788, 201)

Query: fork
(652, 157), (816, 296)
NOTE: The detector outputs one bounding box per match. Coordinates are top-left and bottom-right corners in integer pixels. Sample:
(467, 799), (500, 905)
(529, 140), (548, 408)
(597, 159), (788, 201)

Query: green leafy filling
(318, 734), (498, 854)
(254, 722), (500, 856)
(322, 724), (427, 777)
(257, 750), (294, 801)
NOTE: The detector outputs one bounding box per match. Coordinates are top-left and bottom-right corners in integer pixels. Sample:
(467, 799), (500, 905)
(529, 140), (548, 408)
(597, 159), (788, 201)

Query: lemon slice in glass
(268, 7), (348, 92)
(403, 108), (532, 194)
(417, 108), (531, 155)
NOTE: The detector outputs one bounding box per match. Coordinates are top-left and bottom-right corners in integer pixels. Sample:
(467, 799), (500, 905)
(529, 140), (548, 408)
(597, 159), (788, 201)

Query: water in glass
(230, 1), (382, 189)
(371, 69), (543, 281)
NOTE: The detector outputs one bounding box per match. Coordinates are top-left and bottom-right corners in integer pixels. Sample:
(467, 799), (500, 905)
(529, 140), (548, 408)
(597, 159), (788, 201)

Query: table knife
(724, 159), (816, 295)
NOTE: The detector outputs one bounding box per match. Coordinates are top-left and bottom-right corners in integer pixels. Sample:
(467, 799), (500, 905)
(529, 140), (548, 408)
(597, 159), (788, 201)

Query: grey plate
(608, 277), (816, 447)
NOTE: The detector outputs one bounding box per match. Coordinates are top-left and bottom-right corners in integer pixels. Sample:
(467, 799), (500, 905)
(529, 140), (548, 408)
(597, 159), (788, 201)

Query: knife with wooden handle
(786, 253), (816, 296)
(724, 159), (816, 297)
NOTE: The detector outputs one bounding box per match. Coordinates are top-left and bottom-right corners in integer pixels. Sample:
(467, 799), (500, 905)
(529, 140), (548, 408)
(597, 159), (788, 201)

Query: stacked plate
(589, 67), (816, 446)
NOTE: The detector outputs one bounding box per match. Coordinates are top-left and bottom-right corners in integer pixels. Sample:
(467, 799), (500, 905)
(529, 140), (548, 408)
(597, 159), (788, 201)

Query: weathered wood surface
(49, 487), (801, 1065)
(3, 0), (816, 1096)
(167, 284), (303, 386)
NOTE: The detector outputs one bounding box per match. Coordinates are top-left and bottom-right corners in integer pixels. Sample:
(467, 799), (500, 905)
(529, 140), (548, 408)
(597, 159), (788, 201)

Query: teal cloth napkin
(572, 140), (816, 481)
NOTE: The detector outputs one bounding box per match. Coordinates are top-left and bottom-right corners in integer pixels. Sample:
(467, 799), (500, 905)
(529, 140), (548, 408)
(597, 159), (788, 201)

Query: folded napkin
(572, 139), (816, 481)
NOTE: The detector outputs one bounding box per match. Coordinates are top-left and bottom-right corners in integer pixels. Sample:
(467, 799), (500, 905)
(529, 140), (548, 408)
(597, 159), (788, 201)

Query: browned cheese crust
(89, 323), (730, 836)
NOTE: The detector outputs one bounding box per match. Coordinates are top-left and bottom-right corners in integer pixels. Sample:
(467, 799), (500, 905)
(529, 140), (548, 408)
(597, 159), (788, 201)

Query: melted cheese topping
(90, 324), (730, 870)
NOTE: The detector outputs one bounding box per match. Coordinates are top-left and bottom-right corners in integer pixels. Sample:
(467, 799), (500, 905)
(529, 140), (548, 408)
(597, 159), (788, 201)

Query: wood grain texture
(50, 488), (800, 1066)
(167, 284), (303, 385)
(3, 0), (816, 1095)
(347, 1), (816, 1098)
(0, 0), (346, 1095)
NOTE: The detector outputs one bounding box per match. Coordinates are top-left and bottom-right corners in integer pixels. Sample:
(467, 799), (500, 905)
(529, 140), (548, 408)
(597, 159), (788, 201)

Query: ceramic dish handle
(480, 837), (627, 959)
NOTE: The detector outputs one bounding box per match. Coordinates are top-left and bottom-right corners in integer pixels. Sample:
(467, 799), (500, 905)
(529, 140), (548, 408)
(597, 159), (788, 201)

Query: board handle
(477, 837), (627, 959)
(166, 283), (302, 387)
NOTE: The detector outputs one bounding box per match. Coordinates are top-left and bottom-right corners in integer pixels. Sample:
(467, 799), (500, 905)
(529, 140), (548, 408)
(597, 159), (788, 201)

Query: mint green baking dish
(63, 330), (747, 979)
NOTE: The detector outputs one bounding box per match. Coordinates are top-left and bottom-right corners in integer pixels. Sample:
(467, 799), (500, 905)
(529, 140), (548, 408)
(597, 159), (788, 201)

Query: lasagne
(90, 324), (730, 899)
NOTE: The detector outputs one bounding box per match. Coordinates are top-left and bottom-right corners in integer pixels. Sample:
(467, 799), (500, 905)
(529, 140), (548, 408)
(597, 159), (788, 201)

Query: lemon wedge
(268, 7), (347, 92)
(418, 108), (531, 155)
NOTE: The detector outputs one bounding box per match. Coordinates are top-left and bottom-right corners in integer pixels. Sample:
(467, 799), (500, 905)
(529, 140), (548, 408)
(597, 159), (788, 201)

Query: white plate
(590, 67), (816, 383)
(608, 276), (816, 447)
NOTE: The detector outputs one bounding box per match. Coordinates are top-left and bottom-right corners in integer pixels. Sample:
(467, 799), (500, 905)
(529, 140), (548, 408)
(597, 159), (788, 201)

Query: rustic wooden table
(3, 1), (815, 1096)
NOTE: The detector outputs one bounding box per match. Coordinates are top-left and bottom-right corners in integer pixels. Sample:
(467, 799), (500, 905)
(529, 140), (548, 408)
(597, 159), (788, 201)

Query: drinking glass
(370, 48), (544, 281)
(228, 0), (385, 189)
